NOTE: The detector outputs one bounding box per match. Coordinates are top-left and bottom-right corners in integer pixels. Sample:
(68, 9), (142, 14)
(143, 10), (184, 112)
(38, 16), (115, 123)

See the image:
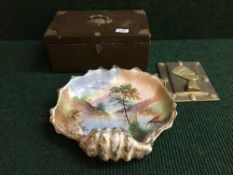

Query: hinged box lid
(44, 10), (151, 44)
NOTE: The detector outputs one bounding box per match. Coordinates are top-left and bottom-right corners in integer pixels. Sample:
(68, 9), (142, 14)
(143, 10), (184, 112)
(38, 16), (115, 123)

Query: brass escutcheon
(89, 15), (112, 26)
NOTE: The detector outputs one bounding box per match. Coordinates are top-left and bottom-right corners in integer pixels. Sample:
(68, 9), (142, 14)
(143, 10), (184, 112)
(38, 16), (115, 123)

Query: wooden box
(44, 10), (151, 72)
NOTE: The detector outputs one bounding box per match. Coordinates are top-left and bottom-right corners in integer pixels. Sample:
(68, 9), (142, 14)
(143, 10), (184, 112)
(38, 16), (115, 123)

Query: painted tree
(96, 103), (106, 111)
(109, 84), (140, 124)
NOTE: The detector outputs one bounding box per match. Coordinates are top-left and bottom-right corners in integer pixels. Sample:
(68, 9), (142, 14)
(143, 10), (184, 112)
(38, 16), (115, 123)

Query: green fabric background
(0, 40), (232, 174)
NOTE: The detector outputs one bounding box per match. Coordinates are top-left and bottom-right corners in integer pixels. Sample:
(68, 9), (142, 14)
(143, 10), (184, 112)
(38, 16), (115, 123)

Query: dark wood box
(44, 10), (151, 72)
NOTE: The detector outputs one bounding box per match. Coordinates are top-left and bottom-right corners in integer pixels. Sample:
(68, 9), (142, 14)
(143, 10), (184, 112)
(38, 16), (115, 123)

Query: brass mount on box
(158, 61), (220, 102)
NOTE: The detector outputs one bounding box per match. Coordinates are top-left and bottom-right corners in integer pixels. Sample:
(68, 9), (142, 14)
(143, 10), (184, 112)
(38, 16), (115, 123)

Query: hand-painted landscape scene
(56, 68), (172, 142)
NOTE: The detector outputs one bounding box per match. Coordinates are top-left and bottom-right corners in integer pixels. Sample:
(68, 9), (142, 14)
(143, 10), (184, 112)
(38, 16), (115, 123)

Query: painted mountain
(114, 96), (160, 115)
(113, 95), (170, 123)
(61, 88), (110, 118)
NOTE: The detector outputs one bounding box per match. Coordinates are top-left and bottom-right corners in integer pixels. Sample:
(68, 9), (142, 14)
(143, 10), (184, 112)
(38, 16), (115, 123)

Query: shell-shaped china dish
(50, 67), (177, 161)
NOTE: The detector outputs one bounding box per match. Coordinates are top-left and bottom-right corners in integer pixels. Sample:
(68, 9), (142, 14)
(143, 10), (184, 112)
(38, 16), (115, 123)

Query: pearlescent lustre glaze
(50, 67), (177, 161)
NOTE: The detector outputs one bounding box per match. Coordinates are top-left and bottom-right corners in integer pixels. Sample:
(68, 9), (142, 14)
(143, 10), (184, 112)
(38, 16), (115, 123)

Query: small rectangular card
(115, 28), (129, 33)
